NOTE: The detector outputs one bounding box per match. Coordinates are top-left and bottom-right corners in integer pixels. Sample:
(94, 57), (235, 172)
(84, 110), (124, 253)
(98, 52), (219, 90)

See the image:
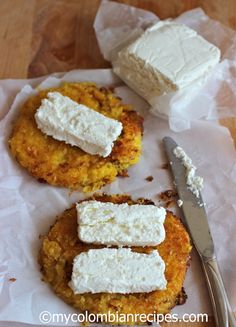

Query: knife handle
(202, 257), (236, 327)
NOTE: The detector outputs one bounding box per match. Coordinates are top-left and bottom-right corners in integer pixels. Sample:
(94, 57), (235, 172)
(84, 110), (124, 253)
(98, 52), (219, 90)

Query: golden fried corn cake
(9, 83), (143, 192)
(39, 194), (192, 325)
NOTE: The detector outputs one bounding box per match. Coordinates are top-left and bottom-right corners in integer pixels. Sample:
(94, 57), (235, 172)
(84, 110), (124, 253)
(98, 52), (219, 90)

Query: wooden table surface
(1, 0), (236, 326)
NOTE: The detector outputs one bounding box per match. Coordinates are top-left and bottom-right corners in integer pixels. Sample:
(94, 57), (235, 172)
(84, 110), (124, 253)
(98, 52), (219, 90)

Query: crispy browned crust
(8, 83), (143, 192)
(39, 194), (192, 324)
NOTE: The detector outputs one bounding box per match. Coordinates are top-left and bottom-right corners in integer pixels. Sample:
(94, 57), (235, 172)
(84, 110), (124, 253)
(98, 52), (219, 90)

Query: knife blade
(162, 136), (214, 260)
(163, 136), (236, 327)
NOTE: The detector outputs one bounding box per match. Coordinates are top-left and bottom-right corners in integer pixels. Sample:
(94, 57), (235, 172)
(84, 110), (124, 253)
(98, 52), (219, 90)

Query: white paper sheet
(94, 0), (236, 131)
(0, 69), (236, 327)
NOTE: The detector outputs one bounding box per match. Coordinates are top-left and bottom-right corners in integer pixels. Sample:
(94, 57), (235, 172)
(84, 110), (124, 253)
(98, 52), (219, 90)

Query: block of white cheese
(35, 92), (123, 158)
(77, 200), (166, 246)
(113, 21), (221, 99)
(69, 248), (167, 294)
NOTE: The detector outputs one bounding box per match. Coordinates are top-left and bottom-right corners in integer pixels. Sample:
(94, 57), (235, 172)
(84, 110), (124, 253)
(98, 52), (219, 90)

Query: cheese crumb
(173, 146), (203, 198)
(177, 199), (183, 207)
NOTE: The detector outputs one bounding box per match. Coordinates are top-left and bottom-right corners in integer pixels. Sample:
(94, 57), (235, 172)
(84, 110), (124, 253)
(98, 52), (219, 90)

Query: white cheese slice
(69, 248), (167, 294)
(113, 21), (221, 99)
(35, 92), (123, 158)
(77, 200), (166, 246)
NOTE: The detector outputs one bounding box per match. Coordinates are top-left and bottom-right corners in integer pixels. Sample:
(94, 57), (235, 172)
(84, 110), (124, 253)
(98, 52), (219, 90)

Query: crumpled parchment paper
(0, 68), (236, 326)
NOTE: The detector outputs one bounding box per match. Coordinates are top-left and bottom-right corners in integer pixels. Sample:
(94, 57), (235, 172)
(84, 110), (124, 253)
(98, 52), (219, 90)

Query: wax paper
(0, 68), (236, 327)
(94, 0), (236, 131)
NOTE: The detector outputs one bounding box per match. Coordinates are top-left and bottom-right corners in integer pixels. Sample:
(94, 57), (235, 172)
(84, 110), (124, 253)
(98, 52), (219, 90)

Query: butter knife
(163, 136), (236, 327)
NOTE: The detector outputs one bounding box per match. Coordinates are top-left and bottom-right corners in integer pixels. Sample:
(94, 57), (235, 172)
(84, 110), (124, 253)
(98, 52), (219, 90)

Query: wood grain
(0, 0), (236, 326)
(0, 0), (35, 78)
